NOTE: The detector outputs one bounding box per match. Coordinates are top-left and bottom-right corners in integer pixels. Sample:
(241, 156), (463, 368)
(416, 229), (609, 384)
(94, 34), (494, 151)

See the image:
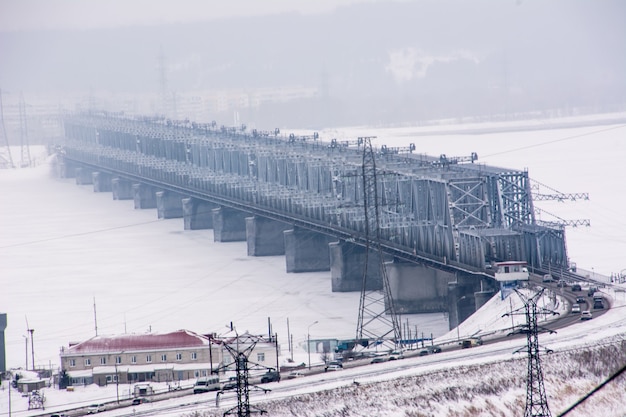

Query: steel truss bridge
(59, 113), (569, 278)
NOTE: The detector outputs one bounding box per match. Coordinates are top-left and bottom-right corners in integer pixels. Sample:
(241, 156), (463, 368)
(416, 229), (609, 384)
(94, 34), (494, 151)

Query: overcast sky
(0, 0), (400, 31)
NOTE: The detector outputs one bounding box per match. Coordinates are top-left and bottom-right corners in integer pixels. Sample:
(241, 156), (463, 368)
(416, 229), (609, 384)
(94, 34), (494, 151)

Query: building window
(191, 352), (197, 360)
(257, 353), (265, 362)
(202, 370), (207, 376)
(106, 375), (118, 383)
(146, 355), (152, 363)
(194, 370), (200, 377)
(84, 358), (91, 366)
(100, 357), (107, 365)
(176, 353), (182, 361)
(161, 354), (167, 362)
(115, 356), (122, 364)
(131, 356), (137, 364)
(69, 359), (76, 367)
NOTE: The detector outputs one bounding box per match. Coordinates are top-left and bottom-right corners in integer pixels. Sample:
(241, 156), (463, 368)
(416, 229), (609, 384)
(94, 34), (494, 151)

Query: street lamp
(307, 321), (318, 370)
(455, 296), (467, 343)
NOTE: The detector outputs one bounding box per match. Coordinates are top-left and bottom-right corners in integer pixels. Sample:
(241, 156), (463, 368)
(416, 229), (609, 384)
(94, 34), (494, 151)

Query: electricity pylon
(355, 136), (401, 350)
(215, 333), (270, 417)
(503, 288), (557, 417)
(0, 89), (14, 169)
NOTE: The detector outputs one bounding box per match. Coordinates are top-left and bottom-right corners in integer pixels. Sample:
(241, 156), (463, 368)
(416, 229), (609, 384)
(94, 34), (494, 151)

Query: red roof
(68, 330), (209, 353)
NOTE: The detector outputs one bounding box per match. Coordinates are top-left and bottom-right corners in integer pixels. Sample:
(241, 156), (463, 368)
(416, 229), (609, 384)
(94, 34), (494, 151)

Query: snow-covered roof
(65, 330), (210, 354)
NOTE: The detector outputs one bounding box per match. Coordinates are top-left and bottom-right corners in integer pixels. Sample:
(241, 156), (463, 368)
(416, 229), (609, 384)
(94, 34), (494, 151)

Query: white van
(193, 376), (220, 394)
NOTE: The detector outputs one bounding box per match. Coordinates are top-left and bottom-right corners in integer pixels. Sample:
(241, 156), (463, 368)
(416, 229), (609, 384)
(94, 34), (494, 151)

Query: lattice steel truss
(0, 89), (14, 169)
(59, 113), (575, 274)
(217, 334), (269, 417)
(504, 288), (557, 417)
(356, 136), (401, 350)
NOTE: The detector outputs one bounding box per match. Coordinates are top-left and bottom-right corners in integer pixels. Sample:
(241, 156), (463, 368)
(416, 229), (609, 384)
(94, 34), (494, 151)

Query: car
(287, 371), (305, 379)
(571, 284), (582, 292)
(427, 345), (442, 354)
(571, 303), (581, 313)
(388, 350), (405, 360)
(588, 287), (597, 297)
(87, 404), (106, 414)
(260, 370), (281, 383)
(370, 356), (387, 364)
(325, 364), (343, 371)
(580, 311), (593, 321)
(222, 376), (238, 390)
(542, 274), (554, 283)
(593, 299), (604, 309)
(50, 414), (68, 417)
(576, 296), (586, 304)
(557, 280), (568, 288)
(461, 340), (473, 349)
(131, 397), (149, 405)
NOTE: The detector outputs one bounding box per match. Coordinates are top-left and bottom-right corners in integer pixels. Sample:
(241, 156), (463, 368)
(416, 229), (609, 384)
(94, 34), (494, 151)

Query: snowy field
(1, 115), (626, 415)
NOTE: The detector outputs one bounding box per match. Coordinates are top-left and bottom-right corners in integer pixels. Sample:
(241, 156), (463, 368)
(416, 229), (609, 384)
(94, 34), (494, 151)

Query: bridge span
(55, 113), (569, 329)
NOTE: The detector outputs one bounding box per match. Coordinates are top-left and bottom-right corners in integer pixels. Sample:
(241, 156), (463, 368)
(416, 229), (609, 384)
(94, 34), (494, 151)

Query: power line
(482, 124), (626, 159)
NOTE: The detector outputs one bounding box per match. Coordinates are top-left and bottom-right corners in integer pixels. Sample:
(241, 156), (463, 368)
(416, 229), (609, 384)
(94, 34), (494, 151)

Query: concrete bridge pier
(386, 260), (456, 314)
(246, 216), (291, 256)
(156, 191), (185, 219)
(446, 274), (496, 331)
(212, 207), (250, 242)
(57, 158), (78, 179)
(75, 167), (93, 185)
(92, 172), (112, 192)
(284, 227), (336, 273)
(182, 198), (217, 230)
(112, 178), (134, 200)
(330, 241), (383, 292)
(132, 183), (157, 209)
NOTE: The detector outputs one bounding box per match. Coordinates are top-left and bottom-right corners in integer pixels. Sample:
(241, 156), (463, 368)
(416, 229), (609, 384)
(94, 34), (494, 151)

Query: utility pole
(503, 288), (557, 417)
(29, 329), (34, 371)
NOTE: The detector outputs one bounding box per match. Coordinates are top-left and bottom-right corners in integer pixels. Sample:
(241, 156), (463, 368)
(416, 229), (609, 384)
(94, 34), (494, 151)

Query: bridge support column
(446, 274), (496, 331)
(57, 158), (78, 178)
(112, 178), (133, 200)
(182, 198), (217, 230)
(132, 183), (157, 209)
(330, 241), (383, 292)
(474, 286), (496, 310)
(246, 217), (291, 256)
(386, 260), (456, 314)
(92, 172), (112, 192)
(284, 228), (335, 273)
(212, 207), (249, 242)
(75, 167), (93, 185)
(156, 191), (185, 219)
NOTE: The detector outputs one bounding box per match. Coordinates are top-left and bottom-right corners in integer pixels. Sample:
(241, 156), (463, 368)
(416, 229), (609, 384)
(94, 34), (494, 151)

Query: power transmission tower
(503, 288), (557, 417)
(0, 89), (15, 169)
(356, 136), (401, 350)
(215, 333), (270, 417)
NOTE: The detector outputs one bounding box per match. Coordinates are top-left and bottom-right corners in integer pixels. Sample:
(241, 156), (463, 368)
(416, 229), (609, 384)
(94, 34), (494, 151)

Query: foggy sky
(0, 0), (390, 31)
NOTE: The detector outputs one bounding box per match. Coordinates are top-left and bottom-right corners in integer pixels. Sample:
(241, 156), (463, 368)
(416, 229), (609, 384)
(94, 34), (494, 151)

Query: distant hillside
(1, 0), (625, 127)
